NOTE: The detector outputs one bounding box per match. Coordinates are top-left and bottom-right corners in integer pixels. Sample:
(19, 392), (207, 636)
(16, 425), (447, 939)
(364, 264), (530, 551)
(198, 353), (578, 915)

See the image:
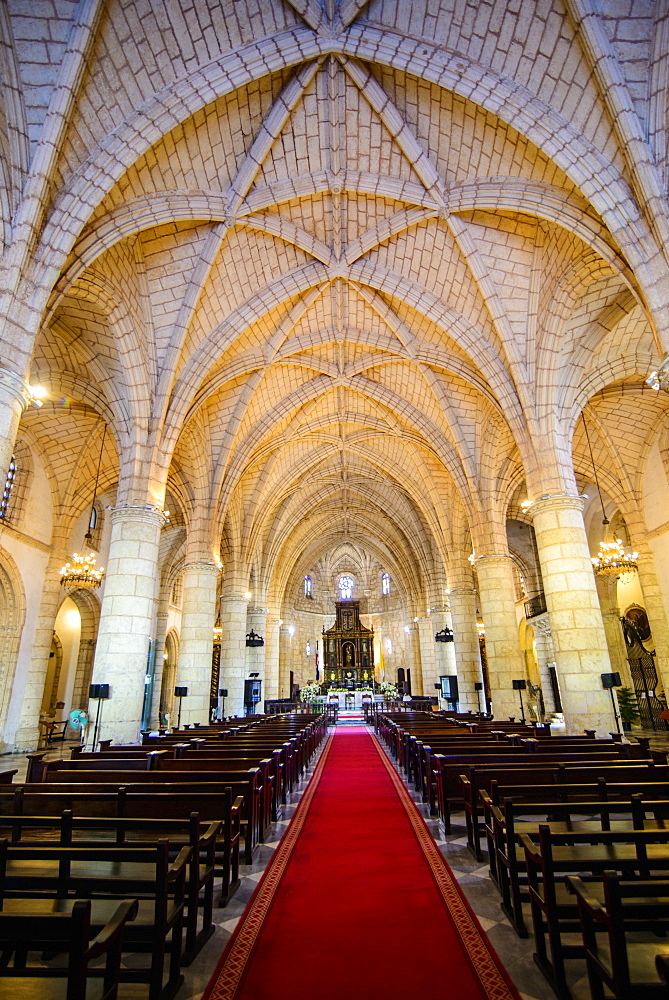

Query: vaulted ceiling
(3, 0), (669, 606)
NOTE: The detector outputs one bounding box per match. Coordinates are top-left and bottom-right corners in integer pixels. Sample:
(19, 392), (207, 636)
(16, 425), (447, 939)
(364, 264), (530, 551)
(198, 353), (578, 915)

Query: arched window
(338, 575), (354, 599)
(381, 573), (390, 595)
(304, 575), (312, 598)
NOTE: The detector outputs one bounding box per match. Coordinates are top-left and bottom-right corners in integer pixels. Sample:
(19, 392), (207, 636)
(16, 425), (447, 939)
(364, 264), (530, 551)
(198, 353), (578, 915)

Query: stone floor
(0, 728), (607, 999)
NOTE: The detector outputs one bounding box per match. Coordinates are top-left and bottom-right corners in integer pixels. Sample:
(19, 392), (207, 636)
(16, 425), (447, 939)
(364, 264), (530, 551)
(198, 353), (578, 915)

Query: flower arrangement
(299, 682), (322, 702)
(380, 682), (399, 699)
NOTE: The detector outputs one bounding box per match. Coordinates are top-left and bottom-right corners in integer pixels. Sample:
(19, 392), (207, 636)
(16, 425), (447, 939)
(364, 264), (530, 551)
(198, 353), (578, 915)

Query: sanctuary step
(338, 710), (365, 726)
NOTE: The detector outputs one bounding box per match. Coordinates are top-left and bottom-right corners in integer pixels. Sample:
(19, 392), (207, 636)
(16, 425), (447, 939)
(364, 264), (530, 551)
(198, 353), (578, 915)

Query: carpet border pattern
(203, 732), (336, 1000)
(370, 732), (520, 1000)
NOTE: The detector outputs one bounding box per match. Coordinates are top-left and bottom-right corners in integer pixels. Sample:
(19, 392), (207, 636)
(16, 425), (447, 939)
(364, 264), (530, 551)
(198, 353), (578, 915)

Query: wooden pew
(0, 840), (190, 1000)
(568, 872), (669, 999)
(0, 809), (219, 964)
(520, 825), (669, 997)
(456, 761), (666, 854)
(39, 769), (263, 862)
(0, 896), (138, 1000)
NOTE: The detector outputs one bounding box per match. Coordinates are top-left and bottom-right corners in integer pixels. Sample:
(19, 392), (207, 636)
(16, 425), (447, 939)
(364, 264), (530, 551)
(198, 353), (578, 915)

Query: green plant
(616, 686), (640, 725)
(299, 682), (322, 702)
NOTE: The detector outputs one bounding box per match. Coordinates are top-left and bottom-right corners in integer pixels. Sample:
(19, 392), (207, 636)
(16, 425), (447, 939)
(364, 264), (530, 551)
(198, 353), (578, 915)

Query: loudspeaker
(474, 682), (483, 691)
(435, 684), (441, 690)
(174, 686), (188, 697)
(89, 683), (110, 699)
(219, 688), (228, 698)
(512, 679), (527, 690)
(601, 672), (621, 689)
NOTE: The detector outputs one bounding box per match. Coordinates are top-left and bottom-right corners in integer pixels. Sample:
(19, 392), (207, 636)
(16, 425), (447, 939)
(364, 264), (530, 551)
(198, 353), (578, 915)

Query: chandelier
(60, 552), (105, 589)
(591, 539), (638, 577)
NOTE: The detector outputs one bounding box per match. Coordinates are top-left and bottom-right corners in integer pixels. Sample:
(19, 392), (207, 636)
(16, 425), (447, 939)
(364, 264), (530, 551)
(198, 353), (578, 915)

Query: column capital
(0, 367), (33, 410)
(475, 552), (515, 567)
(109, 504), (168, 529)
(531, 613), (552, 637)
(528, 494), (584, 517)
(448, 587), (477, 598)
(248, 606), (268, 617)
(429, 604), (450, 614)
(182, 561), (220, 575)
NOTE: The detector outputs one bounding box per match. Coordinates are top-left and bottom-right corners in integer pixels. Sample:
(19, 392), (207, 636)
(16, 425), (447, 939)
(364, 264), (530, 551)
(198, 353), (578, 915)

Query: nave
(1, 710), (669, 999)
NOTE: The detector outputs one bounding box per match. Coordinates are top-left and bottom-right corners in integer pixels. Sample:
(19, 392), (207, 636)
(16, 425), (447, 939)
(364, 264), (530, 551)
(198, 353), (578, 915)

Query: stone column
(0, 368), (32, 483)
(150, 607), (170, 725)
(635, 548), (669, 694)
(529, 495), (613, 734)
(532, 615), (558, 715)
(89, 505), (166, 743)
(264, 616), (281, 702)
(403, 625), (419, 694)
(432, 604), (457, 680)
(11, 544), (67, 749)
(595, 575), (633, 688)
(175, 562), (219, 726)
(219, 594), (248, 717)
(475, 554), (526, 722)
(448, 588), (483, 712)
(416, 616), (437, 699)
(245, 606), (268, 714)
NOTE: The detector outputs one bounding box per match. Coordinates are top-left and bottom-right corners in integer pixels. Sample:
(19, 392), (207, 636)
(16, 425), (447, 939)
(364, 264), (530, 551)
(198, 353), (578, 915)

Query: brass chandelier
(591, 539), (638, 577)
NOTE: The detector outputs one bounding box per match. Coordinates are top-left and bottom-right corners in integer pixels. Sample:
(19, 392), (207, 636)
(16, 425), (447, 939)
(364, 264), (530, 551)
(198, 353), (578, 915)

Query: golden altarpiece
(323, 601), (374, 688)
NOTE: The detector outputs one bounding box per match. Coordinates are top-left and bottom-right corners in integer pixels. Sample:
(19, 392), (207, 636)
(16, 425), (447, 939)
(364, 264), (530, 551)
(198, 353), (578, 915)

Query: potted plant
(616, 686), (640, 731)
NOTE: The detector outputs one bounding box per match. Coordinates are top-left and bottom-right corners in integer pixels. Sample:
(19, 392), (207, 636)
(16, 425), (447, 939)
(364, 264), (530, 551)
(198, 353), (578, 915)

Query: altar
(326, 691), (384, 710)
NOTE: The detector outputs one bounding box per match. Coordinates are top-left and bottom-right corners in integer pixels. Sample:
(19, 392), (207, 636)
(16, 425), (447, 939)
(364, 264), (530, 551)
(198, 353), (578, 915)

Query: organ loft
(323, 602), (374, 689)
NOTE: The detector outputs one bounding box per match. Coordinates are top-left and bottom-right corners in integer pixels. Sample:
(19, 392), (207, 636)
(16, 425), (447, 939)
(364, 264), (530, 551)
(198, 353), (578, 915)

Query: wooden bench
(0, 840), (190, 1000)
(0, 785), (243, 903)
(457, 761), (666, 855)
(568, 872), (669, 999)
(520, 825), (669, 997)
(40, 769), (263, 862)
(0, 809), (219, 965)
(0, 896), (138, 1000)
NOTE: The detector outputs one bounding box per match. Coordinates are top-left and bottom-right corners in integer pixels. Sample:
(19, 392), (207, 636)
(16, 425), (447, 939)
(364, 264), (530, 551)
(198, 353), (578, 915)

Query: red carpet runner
(204, 729), (521, 1000)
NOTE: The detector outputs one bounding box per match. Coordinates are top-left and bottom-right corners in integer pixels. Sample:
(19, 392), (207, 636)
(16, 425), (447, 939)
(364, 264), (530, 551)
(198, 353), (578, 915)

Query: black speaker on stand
(174, 686), (188, 729)
(601, 672), (622, 735)
(89, 683), (110, 751)
(512, 679), (527, 723)
(219, 688), (228, 720)
(474, 681), (484, 714)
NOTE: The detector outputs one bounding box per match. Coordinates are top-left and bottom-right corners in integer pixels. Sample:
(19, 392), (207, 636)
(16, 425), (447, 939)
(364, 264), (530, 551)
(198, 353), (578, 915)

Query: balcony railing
(524, 592), (547, 619)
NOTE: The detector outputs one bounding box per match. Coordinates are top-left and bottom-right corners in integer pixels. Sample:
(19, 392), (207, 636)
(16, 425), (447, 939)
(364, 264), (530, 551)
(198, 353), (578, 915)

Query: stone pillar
(264, 616), (281, 702)
(90, 505), (166, 743)
(246, 606), (268, 714)
(448, 588), (483, 712)
(0, 368), (32, 483)
(175, 562), (219, 726)
(532, 615), (558, 715)
(475, 554), (526, 722)
(11, 546), (67, 749)
(635, 549), (669, 694)
(432, 605), (457, 681)
(150, 607), (170, 725)
(529, 495), (613, 734)
(403, 625), (419, 694)
(595, 575), (633, 688)
(219, 594), (248, 717)
(416, 616), (437, 700)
